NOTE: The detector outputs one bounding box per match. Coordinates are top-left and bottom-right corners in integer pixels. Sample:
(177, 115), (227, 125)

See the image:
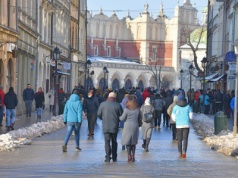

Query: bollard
(214, 111), (227, 135)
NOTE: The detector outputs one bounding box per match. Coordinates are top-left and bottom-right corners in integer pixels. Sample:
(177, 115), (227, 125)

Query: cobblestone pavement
(0, 117), (238, 177)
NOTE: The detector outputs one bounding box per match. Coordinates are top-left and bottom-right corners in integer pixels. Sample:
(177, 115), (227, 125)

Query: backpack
(142, 107), (154, 123)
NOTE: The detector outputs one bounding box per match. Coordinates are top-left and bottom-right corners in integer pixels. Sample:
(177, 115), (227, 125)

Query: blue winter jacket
(230, 97), (235, 111)
(171, 100), (193, 128)
(63, 94), (82, 123)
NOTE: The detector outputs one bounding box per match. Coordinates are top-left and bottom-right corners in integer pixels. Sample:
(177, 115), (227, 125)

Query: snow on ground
(191, 113), (238, 159)
(0, 116), (65, 151)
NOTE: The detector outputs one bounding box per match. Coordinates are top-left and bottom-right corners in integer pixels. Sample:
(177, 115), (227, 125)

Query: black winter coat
(35, 92), (45, 108)
(4, 91), (18, 109)
(83, 96), (99, 114)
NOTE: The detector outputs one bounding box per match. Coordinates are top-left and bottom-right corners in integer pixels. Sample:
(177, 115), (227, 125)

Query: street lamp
(233, 42), (238, 134)
(180, 69), (184, 89)
(201, 57), (208, 89)
(52, 46), (61, 116)
(189, 64), (194, 105)
(84, 59), (91, 91)
(103, 66), (109, 92)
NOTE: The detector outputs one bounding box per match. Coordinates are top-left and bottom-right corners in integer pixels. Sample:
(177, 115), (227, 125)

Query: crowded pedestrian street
(0, 110), (238, 177)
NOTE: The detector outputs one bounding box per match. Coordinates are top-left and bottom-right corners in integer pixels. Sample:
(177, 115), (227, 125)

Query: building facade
(207, 0), (235, 91)
(86, 1), (201, 90)
(0, 0), (18, 93)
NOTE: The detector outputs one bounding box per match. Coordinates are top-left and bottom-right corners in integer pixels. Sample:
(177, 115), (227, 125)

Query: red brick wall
(148, 42), (173, 67)
(87, 38), (141, 61)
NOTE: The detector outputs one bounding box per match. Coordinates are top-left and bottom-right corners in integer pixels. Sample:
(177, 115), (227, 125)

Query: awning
(204, 73), (219, 80)
(208, 74), (225, 82)
(57, 71), (71, 76)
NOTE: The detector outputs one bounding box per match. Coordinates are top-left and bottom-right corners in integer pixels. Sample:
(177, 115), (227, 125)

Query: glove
(64, 122), (67, 125)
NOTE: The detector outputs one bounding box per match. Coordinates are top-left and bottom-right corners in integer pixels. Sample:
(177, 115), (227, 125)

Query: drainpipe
(222, 1), (227, 92)
(35, 0), (39, 91)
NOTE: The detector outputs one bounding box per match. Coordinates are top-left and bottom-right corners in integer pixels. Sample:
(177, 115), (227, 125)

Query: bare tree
(146, 61), (161, 90)
(180, 25), (207, 73)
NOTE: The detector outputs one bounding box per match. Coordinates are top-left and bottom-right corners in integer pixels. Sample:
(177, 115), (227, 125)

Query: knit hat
(108, 92), (116, 98)
(178, 94), (184, 101)
(144, 97), (150, 105)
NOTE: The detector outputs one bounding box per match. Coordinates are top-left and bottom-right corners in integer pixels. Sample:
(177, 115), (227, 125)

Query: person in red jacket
(0, 86), (5, 126)
(142, 88), (151, 102)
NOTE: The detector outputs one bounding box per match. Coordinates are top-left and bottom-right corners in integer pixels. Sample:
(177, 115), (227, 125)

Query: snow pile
(191, 113), (214, 137)
(0, 115), (65, 151)
(191, 113), (238, 158)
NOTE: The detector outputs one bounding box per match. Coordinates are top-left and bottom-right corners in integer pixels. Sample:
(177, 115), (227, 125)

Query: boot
(128, 154), (132, 162)
(145, 138), (150, 152)
(131, 145), (136, 162)
(10, 123), (14, 130)
(142, 139), (146, 149)
(7, 126), (10, 131)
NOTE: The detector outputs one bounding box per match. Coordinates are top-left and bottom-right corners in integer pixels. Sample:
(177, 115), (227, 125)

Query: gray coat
(120, 108), (140, 145)
(140, 104), (154, 139)
(97, 100), (123, 133)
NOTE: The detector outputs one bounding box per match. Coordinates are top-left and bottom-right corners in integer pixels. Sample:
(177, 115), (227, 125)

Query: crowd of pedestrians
(61, 86), (197, 162)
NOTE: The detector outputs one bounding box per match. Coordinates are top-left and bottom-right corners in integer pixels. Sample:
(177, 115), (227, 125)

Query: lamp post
(189, 64), (194, 105)
(103, 66), (108, 92)
(233, 43), (238, 134)
(180, 69), (184, 89)
(52, 47), (61, 116)
(84, 59), (91, 91)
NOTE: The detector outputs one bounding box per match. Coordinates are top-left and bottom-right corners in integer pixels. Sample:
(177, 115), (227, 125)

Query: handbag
(143, 108), (153, 123)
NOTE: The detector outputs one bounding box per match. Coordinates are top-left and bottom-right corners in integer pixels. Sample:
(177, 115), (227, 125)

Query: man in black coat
(23, 84), (34, 117)
(4, 87), (18, 131)
(97, 92), (123, 162)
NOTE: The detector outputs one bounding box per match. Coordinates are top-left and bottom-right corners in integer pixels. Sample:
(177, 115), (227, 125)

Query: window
(152, 46), (157, 61)
(117, 47), (121, 58)
(107, 46), (111, 57)
(7, 0), (10, 27)
(94, 45), (98, 56)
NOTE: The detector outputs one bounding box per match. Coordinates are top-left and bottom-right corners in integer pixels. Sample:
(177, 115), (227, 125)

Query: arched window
(125, 79), (132, 90)
(138, 80), (144, 92)
(112, 78), (120, 90)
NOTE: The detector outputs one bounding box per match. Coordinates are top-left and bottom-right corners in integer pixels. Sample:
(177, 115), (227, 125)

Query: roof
(88, 56), (139, 64)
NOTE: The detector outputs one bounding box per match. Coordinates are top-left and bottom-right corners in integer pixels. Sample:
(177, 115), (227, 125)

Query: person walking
(120, 95), (141, 162)
(171, 94), (193, 159)
(163, 90), (173, 127)
(62, 91), (83, 152)
(35, 87), (45, 120)
(48, 88), (55, 112)
(0, 86), (5, 126)
(4, 87), (18, 131)
(23, 84), (35, 117)
(167, 95), (178, 141)
(83, 89), (99, 136)
(140, 97), (154, 152)
(97, 92), (123, 162)
(153, 94), (166, 129)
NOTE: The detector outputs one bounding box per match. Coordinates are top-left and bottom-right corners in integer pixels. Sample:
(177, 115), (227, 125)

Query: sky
(87, 0), (208, 23)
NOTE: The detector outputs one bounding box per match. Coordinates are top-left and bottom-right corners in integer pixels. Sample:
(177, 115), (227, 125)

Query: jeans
(64, 122), (81, 147)
(154, 110), (162, 127)
(25, 100), (33, 116)
(36, 107), (42, 117)
(0, 106), (4, 125)
(104, 132), (118, 161)
(87, 112), (97, 134)
(177, 128), (189, 154)
(6, 109), (15, 127)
